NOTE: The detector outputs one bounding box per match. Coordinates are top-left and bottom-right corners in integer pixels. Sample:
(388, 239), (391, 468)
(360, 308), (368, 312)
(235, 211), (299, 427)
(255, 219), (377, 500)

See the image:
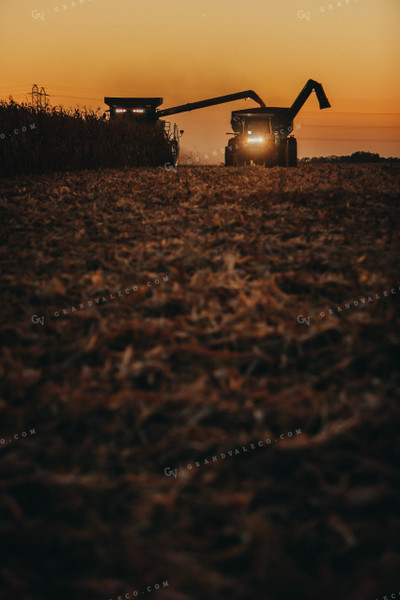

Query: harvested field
(0, 163), (400, 600)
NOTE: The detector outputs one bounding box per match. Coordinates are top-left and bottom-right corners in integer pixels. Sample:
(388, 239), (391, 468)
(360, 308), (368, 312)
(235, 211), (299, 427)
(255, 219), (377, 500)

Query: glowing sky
(1, 0), (399, 159)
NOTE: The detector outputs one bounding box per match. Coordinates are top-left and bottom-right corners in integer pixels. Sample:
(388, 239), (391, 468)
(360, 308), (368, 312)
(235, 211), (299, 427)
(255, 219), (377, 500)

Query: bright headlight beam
(247, 137), (264, 143)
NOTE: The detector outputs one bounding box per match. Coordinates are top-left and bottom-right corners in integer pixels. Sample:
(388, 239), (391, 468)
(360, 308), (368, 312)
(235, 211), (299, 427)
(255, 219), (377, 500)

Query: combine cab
(104, 96), (183, 165)
(225, 79), (331, 167)
(104, 97), (163, 122)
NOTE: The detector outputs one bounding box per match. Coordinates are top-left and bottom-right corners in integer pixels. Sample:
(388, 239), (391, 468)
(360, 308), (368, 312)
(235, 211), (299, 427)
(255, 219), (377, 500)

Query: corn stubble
(0, 163), (400, 600)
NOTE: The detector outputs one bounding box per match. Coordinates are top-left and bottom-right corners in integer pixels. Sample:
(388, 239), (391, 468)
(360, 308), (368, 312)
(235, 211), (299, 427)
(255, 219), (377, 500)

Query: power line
(0, 84), (31, 90)
(49, 94), (103, 101)
(299, 138), (400, 142)
(299, 124), (400, 128)
(301, 112), (400, 116)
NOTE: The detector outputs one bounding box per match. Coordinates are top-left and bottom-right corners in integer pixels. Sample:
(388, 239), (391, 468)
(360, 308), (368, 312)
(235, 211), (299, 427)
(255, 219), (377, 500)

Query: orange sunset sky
(1, 0), (399, 160)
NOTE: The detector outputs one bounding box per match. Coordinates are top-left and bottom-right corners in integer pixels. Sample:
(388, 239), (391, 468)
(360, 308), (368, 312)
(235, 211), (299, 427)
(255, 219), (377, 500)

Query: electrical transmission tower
(30, 84), (50, 107)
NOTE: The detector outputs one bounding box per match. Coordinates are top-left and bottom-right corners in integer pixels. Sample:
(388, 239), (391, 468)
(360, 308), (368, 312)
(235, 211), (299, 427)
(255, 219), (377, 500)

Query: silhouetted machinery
(104, 96), (183, 164)
(225, 79), (331, 167)
(104, 80), (330, 167)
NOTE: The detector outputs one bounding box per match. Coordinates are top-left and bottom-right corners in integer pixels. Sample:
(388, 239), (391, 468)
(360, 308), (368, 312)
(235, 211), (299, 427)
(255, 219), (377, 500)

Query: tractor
(225, 79), (331, 167)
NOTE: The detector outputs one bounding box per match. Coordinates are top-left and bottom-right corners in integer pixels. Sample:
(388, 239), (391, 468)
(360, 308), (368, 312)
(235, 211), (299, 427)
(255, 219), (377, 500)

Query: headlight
(247, 137), (264, 143)
(115, 108), (127, 113)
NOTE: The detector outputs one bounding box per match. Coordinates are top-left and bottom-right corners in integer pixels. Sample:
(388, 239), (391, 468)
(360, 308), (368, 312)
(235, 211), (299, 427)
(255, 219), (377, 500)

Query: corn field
(0, 99), (174, 177)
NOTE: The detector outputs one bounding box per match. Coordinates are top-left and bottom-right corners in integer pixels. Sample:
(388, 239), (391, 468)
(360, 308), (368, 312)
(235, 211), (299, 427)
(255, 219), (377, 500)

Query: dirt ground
(1, 164), (399, 600)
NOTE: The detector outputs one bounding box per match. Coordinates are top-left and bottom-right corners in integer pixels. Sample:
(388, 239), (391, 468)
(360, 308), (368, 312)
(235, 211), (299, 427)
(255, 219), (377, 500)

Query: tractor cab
(231, 108), (293, 142)
(233, 115), (272, 140)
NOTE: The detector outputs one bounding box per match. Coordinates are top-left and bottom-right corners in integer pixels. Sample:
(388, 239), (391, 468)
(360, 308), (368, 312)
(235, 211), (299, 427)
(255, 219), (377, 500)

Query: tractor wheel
(277, 141), (286, 167)
(233, 153), (244, 167)
(264, 152), (273, 168)
(286, 137), (297, 167)
(225, 146), (233, 166)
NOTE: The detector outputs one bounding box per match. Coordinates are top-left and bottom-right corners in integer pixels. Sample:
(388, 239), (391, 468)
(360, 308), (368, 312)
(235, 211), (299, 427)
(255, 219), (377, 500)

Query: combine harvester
(104, 79), (330, 168)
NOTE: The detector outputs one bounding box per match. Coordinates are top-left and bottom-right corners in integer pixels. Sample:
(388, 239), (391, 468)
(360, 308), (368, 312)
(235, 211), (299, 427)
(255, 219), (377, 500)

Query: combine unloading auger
(104, 90), (265, 121)
(104, 79), (330, 167)
(157, 90), (266, 118)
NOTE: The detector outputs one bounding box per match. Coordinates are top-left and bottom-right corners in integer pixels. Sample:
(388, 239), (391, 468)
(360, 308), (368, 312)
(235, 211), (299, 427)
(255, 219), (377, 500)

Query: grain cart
(225, 79), (331, 167)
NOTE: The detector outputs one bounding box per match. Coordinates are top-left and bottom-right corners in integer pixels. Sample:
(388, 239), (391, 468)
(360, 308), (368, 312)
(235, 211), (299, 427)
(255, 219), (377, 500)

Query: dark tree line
(300, 151), (400, 164)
